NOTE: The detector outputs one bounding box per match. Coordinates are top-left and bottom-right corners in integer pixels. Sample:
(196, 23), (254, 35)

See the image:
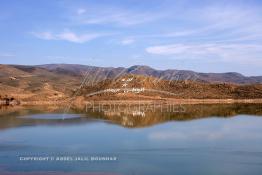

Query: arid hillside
(80, 74), (262, 100)
(0, 64), (262, 104)
(0, 64), (81, 102)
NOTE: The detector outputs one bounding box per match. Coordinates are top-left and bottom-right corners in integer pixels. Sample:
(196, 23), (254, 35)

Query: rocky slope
(80, 74), (262, 100)
(0, 64), (262, 103)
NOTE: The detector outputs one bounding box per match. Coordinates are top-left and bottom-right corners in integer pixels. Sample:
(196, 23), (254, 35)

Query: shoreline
(17, 98), (262, 106)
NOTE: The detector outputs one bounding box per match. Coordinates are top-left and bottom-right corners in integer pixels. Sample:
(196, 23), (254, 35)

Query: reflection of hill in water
(0, 105), (96, 130)
(81, 103), (262, 127)
(0, 104), (262, 129)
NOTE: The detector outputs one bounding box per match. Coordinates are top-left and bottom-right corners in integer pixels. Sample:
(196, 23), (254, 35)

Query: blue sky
(0, 0), (262, 75)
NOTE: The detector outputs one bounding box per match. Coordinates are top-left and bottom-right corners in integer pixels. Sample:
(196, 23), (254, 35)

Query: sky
(0, 0), (262, 76)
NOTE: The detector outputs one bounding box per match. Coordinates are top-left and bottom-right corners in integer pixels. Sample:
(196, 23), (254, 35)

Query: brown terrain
(0, 64), (262, 105)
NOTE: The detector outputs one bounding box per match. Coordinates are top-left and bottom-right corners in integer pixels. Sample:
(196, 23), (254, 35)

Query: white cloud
(132, 4), (262, 43)
(0, 53), (15, 57)
(72, 5), (166, 27)
(192, 5), (262, 41)
(146, 43), (262, 62)
(142, 4), (262, 64)
(121, 38), (135, 45)
(32, 32), (55, 40)
(76, 8), (86, 15)
(131, 54), (143, 60)
(57, 31), (100, 43)
(32, 31), (108, 43)
(46, 56), (66, 60)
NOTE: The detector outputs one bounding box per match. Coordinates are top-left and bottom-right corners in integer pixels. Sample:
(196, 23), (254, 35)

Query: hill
(80, 74), (262, 100)
(37, 64), (262, 84)
(0, 64), (262, 104)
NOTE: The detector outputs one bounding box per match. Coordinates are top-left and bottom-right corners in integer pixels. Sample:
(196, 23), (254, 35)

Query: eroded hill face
(80, 74), (262, 100)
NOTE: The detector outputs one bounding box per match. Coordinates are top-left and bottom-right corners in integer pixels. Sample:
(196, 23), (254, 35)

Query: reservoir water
(0, 104), (262, 175)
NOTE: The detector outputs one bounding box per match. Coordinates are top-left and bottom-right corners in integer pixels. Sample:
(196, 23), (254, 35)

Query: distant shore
(17, 98), (262, 106)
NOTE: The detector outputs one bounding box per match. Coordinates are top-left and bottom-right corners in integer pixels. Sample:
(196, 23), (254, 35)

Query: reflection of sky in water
(19, 114), (81, 120)
(0, 114), (262, 174)
(149, 115), (262, 148)
(1, 114), (262, 151)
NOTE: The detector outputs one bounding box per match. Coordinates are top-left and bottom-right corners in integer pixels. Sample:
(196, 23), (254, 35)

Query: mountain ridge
(35, 63), (262, 84)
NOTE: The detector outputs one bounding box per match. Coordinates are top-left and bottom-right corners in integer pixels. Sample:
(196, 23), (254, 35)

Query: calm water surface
(0, 104), (262, 175)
